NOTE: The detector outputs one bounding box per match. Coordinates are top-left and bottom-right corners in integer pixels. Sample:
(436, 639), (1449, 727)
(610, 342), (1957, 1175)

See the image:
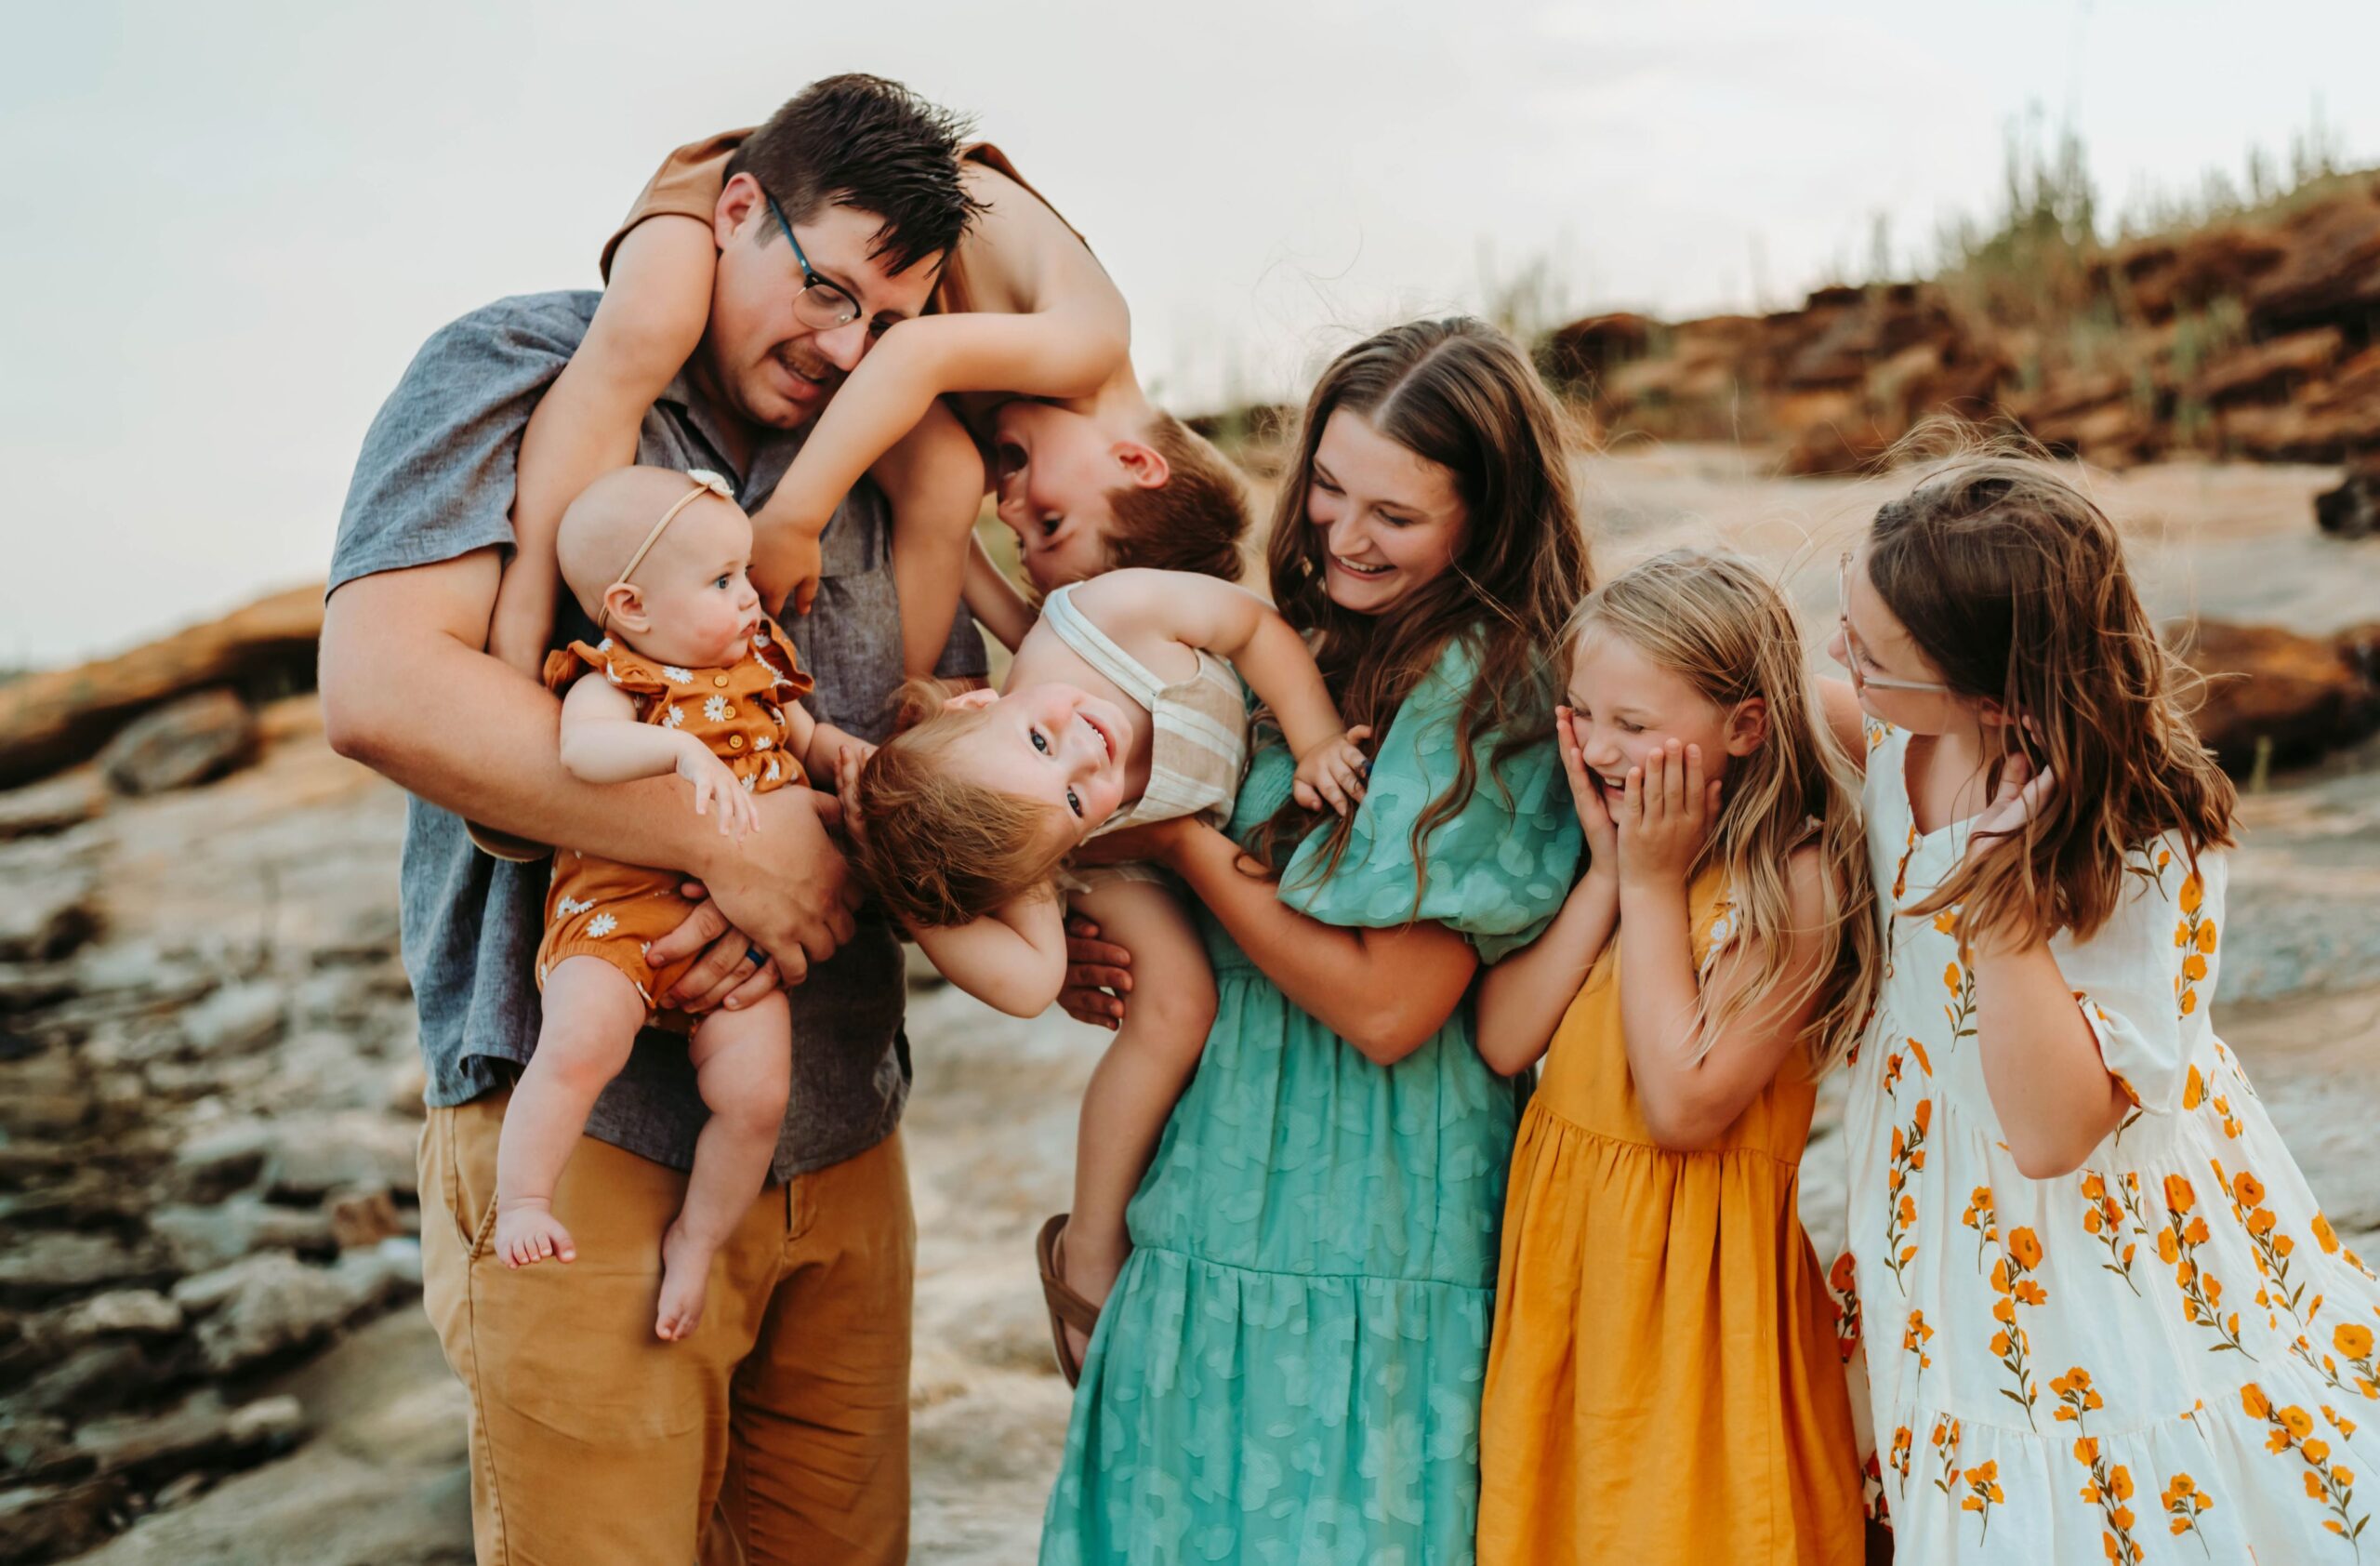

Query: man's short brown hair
(726, 74), (985, 275)
(1104, 415), (1252, 582)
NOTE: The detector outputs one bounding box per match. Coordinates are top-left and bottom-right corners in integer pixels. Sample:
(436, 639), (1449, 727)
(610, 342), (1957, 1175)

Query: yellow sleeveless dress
(1477, 868), (1866, 1565)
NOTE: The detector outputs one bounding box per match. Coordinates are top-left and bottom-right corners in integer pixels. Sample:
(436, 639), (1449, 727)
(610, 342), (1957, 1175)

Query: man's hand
(648, 787), (862, 1007)
(1054, 913), (1133, 1029)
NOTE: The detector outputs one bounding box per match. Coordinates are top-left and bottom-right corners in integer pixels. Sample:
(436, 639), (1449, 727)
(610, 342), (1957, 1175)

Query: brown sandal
(1035, 1213), (1102, 1387)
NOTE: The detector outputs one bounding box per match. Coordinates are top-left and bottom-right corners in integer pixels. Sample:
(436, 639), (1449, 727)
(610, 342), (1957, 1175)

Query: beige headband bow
(597, 469), (735, 633)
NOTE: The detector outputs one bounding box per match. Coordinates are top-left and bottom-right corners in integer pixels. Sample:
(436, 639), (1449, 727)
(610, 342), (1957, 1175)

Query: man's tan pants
(419, 1094), (914, 1564)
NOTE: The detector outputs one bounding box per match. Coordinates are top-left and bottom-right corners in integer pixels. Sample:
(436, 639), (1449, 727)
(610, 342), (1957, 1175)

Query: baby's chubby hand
(677, 739), (763, 842)
(1292, 725), (1374, 817)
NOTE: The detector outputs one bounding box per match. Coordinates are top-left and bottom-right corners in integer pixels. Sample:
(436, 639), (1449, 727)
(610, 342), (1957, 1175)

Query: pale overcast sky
(4, 0), (2374, 667)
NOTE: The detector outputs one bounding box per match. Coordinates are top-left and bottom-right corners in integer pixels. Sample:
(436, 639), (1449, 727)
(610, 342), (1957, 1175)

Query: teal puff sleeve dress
(1039, 640), (1580, 1565)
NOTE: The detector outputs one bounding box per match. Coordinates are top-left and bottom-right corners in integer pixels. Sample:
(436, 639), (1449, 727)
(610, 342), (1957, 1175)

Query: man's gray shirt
(330, 290), (985, 1180)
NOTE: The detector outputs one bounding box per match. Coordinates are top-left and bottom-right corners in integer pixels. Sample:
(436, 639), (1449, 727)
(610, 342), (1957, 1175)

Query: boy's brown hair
(1102, 415), (1251, 582)
(850, 684), (1074, 929)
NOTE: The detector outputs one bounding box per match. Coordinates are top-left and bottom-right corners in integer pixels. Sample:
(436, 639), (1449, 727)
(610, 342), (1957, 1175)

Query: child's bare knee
(1124, 977), (1218, 1062)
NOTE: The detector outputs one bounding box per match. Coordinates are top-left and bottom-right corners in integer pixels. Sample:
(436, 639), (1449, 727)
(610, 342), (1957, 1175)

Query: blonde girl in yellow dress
(1475, 549), (1878, 1565)
(1831, 449), (2380, 1561)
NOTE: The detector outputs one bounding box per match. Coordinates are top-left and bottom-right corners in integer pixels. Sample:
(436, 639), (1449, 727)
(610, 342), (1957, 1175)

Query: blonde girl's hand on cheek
(678, 744), (762, 841)
(1555, 706), (1619, 878)
(1617, 739), (1720, 887)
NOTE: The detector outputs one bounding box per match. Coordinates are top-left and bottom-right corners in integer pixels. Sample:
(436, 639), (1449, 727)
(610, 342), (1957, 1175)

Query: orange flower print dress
(1839, 721), (2380, 1562)
(535, 620), (812, 1011)
(1478, 867), (1867, 1565)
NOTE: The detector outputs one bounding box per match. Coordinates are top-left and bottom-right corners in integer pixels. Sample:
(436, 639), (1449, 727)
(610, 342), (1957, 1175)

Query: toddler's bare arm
(1071, 569), (1369, 812)
(911, 891), (1069, 1017)
(963, 532), (1038, 655)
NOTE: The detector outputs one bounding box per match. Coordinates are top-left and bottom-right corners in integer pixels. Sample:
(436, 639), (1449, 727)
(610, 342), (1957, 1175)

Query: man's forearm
(322, 558), (721, 878)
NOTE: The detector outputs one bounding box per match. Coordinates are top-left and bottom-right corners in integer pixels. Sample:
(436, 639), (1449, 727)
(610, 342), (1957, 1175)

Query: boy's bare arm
(910, 893), (1069, 1018)
(751, 301), (1129, 550)
(962, 532), (1038, 653)
(489, 216), (716, 672)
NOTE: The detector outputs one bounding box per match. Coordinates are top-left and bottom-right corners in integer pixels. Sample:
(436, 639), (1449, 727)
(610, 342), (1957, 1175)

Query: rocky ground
(2, 448), (2375, 1564)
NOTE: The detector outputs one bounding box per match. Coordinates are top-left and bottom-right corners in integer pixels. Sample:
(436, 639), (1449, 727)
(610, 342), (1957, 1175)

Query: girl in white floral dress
(1829, 450), (2380, 1563)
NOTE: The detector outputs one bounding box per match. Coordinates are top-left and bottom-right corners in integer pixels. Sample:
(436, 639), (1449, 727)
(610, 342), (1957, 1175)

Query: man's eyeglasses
(1837, 551), (1950, 694)
(760, 188), (864, 332)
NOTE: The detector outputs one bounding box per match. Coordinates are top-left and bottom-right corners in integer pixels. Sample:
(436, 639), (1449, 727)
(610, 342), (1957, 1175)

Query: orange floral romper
(535, 619), (811, 1011)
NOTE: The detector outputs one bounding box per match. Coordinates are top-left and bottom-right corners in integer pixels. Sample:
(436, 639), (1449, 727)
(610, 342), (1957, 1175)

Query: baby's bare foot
(654, 1221), (716, 1342)
(494, 1202), (575, 1268)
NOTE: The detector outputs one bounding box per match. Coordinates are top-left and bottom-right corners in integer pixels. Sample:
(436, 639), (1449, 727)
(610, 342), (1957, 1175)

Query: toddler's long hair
(849, 683), (1072, 929)
(1866, 438), (2236, 947)
(1577, 550), (1879, 1074)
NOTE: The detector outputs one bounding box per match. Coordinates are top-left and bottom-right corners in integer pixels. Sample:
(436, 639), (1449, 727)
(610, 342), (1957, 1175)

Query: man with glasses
(320, 75), (985, 1565)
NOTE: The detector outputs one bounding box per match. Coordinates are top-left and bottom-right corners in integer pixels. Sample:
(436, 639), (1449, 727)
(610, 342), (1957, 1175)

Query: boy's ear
(943, 687), (998, 712)
(600, 581), (651, 638)
(1723, 697), (1770, 758)
(1108, 437), (1170, 491)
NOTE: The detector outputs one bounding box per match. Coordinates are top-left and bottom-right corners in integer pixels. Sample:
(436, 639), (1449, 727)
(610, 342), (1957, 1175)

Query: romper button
(729, 736), (745, 750)
(712, 673), (730, 688)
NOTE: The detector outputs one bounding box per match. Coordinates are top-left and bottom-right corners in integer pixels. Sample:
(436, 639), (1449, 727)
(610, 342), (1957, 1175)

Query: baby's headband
(598, 469), (734, 633)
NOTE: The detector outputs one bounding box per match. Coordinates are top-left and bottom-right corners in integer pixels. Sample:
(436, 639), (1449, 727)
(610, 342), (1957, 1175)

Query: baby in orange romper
(497, 465), (863, 1342)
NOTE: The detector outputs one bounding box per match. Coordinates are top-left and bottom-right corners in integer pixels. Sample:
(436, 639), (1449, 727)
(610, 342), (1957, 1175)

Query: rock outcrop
(1547, 174), (2380, 478)
(0, 587), (319, 790)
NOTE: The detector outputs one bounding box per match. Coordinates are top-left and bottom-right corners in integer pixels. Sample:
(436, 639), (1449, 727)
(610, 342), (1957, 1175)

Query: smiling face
(1565, 624), (1761, 804)
(989, 401), (1164, 592)
(1303, 408), (1468, 616)
(703, 175), (942, 431)
(939, 683), (1133, 842)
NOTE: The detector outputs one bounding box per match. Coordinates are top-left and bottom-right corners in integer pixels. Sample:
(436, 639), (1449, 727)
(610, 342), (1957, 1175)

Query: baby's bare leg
(875, 399), (991, 679)
(494, 956), (648, 1267)
(654, 989), (793, 1342)
(1064, 879), (1218, 1342)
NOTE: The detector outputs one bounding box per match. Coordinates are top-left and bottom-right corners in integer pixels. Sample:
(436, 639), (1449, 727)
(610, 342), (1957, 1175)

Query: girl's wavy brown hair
(1866, 434), (2237, 947)
(1247, 317), (1593, 886)
(849, 682), (1072, 928)
(1576, 551), (1880, 1075)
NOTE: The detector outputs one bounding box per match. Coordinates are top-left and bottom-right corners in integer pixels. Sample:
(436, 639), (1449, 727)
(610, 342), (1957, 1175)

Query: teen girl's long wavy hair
(1577, 550), (1880, 1074)
(1247, 317), (1593, 888)
(1866, 431), (2237, 947)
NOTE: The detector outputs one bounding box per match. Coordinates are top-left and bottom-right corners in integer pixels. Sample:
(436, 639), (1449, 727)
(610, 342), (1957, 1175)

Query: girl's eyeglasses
(1838, 551), (1950, 694)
